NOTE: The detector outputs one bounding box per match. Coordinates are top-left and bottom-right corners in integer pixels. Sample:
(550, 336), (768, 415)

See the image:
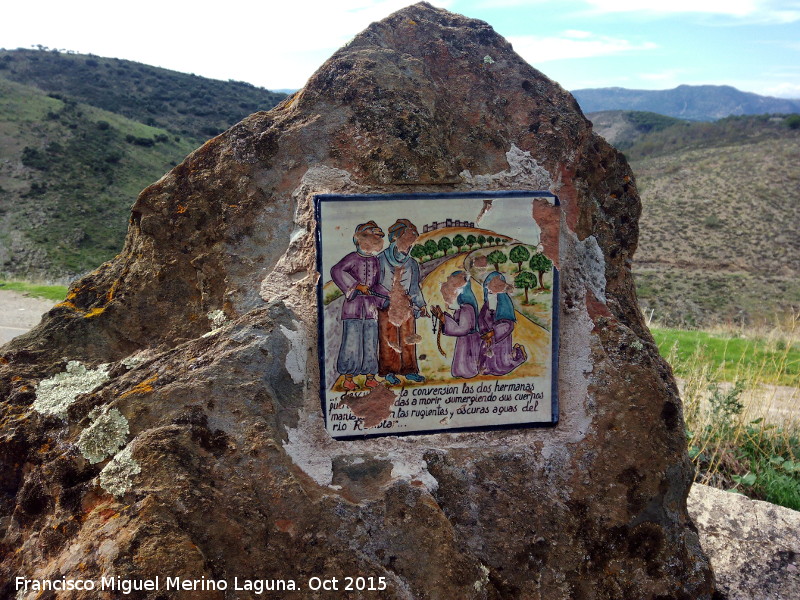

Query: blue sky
(3, 1), (799, 97)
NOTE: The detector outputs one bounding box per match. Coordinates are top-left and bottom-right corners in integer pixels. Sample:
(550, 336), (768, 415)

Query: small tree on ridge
(486, 250), (507, 271)
(509, 245), (531, 272)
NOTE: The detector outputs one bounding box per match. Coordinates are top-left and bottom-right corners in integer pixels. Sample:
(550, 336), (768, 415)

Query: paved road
(0, 290), (55, 345)
(0, 325), (32, 345)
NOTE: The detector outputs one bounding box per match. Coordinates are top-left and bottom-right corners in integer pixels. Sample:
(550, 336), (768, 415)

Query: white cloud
(507, 31), (657, 63)
(584, 0), (757, 16)
(473, 0), (551, 7)
(760, 39), (800, 52)
(0, 0), (455, 89)
(562, 30), (595, 39)
(473, 0), (800, 22)
(582, 0), (800, 23)
(759, 82), (800, 98)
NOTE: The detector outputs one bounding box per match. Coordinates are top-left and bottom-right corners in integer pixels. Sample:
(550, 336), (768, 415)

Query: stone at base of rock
(689, 483), (800, 600)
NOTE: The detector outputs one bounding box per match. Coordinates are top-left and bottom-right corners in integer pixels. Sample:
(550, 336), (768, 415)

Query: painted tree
(424, 239), (439, 260)
(486, 250), (508, 271)
(410, 244), (427, 262)
(438, 236), (452, 255)
(477, 234), (486, 247)
(514, 271), (536, 304)
(509, 245), (531, 272)
(487, 235), (495, 246)
(529, 252), (553, 290)
(466, 234), (477, 250)
(452, 234), (466, 253)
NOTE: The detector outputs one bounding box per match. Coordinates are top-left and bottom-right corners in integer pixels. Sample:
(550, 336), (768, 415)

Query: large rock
(1, 3), (715, 598)
(690, 483), (800, 600)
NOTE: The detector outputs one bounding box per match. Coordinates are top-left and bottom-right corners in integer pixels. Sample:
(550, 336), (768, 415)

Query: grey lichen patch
(77, 407), (130, 464)
(98, 445), (141, 497)
(207, 309), (228, 328)
(32, 361), (111, 419)
(474, 564), (490, 591)
(121, 352), (148, 370)
(203, 310), (229, 338)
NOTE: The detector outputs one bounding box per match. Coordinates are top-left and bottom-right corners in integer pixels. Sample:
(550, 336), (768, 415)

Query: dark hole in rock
(661, 401), (680, 430)
(19, 480), (49, 516)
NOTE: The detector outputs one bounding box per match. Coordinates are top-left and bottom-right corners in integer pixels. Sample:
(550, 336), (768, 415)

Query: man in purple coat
(330, 221), (390, 391)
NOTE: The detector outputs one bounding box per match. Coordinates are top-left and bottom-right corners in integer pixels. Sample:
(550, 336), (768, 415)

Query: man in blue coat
(377, 219), (428, 385)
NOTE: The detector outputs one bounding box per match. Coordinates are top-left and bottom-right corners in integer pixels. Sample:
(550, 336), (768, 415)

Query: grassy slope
(0, 77), (198, 278)
(0, 49), (286, 139)
(613, 114), (800, 327)
(0, 49), (287, 280)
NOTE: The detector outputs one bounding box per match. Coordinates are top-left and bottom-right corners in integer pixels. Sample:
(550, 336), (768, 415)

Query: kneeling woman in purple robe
(431, 271), (481, 379)
(478, 271), (527, 376)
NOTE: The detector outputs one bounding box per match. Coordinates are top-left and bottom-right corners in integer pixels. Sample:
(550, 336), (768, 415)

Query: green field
(651, 326), (800, 387)
(0, 279), (68, 302)
(652, 323), (800, 510)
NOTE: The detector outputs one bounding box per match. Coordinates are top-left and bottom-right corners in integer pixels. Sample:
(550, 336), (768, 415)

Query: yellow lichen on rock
(119, 375), (157, 398)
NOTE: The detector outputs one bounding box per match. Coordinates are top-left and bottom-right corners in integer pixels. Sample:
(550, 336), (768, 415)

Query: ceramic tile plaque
(315, 191), (559, 439)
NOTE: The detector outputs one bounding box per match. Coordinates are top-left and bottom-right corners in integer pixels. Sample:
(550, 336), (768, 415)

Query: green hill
(0, 49), (286, 139)
(0, 49), (287, 280)
(586, 110), (685, 150)
(612, 114), (800, 327)
(0, 77), (198, 277)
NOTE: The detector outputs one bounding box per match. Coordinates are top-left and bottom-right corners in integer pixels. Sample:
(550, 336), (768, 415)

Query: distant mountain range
(572, 85), (800, 121)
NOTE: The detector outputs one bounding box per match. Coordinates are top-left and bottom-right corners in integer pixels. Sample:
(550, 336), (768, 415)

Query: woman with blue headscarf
(431, 271), (481, 378)
(478, 271), (527, 376)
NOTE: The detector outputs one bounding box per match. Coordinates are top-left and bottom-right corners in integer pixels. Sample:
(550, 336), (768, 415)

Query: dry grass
(663, 313), (800, 509)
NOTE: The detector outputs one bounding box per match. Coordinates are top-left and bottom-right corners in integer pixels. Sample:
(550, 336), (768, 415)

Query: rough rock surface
(1, 3), (714, 598)
(690, 483), (800, 600)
